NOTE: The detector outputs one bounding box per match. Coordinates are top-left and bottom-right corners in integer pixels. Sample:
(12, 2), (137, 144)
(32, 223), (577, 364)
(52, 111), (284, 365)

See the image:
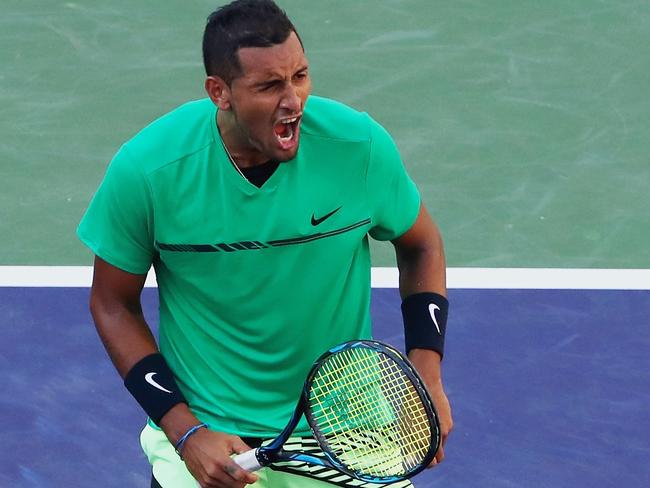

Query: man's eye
(259, 82), (279, 92)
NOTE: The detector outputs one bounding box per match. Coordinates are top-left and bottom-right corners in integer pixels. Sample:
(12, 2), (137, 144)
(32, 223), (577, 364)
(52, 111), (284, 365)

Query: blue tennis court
(2, 284), (648, 487)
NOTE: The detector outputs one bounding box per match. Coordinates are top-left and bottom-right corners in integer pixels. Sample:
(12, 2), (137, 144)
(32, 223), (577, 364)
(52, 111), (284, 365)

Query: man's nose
(279, 84), (301, 112)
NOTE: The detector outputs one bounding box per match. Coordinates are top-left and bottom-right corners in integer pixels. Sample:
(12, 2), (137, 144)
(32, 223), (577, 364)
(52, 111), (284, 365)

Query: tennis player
(78, 1), (452, 487)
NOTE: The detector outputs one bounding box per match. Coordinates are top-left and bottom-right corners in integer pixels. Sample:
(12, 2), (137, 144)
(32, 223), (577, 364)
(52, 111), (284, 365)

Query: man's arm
(391, 203), (453, 465)
(89, 256), (257, 487)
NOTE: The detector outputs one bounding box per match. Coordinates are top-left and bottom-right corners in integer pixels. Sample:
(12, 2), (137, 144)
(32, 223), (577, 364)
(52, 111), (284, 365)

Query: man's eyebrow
(248, 64), (309, 86)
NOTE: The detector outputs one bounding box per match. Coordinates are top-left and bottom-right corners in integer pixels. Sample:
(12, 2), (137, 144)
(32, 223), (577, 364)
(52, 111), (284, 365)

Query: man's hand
(425, 378), (453, 465)
(408, 348), (453, 466)
(159, 404), (258, 487)
(182, 429), (259, 488)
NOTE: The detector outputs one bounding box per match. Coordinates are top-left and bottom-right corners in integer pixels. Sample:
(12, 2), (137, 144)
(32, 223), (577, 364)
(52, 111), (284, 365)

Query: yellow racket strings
(308, 347), (431, 477)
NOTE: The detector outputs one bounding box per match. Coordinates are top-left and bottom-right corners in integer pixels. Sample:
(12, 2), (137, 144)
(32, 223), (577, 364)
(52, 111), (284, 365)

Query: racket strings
(310, 350), (428, 475)
(308, 347), (432, 478)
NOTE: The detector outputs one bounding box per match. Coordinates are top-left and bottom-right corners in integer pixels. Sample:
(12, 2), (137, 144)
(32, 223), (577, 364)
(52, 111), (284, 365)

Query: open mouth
(273, 115), (301, 150)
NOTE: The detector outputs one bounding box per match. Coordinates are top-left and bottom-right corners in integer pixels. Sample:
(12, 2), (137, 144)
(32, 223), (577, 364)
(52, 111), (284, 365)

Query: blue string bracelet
(174, 423), (208, 459)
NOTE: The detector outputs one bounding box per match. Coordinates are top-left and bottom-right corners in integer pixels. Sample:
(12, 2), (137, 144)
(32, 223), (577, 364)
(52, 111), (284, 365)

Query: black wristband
(124, 353), (187, 425)
(401, 292), (449, 358)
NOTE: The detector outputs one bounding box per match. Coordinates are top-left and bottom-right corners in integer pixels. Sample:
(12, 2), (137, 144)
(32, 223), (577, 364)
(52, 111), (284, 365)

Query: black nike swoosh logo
(311, 206), (342, 226)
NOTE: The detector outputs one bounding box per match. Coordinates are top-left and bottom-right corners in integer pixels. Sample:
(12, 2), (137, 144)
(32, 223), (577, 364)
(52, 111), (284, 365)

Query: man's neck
(216, 111), (267, 168)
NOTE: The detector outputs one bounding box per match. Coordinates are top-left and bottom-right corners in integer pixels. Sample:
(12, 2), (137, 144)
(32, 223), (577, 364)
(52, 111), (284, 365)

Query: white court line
(372, 267), (650, 289)
(0, 266), (157, 288)
(0, 266), (649, 290)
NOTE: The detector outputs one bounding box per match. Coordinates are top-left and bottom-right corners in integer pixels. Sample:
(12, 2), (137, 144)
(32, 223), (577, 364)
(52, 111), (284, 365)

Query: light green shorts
(140, 424), (415, 488)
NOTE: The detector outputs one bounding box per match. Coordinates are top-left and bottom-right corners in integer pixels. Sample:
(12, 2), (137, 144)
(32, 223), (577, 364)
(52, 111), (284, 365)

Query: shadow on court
(1, 287), (648, 487)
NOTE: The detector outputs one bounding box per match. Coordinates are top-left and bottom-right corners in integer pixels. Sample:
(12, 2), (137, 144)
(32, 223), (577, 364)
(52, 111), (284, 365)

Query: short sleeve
(365, 118), (420, 241)
(77, 145), (155, 274)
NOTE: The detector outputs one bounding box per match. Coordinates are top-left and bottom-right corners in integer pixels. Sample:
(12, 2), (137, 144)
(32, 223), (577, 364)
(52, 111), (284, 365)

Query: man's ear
(205, 76), (231, 110)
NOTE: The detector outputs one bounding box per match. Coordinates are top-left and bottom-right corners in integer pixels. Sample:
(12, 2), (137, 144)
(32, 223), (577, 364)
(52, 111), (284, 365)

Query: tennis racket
(233, 339), (440, 483)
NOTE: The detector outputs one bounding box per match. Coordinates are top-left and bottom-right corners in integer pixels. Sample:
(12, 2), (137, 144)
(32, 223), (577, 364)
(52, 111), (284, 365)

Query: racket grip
(233, 448), (263, 472)
(193, 449), (262, 487)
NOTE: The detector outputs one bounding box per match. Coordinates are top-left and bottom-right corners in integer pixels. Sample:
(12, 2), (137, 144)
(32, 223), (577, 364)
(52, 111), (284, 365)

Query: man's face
(226, 32), (311, 162)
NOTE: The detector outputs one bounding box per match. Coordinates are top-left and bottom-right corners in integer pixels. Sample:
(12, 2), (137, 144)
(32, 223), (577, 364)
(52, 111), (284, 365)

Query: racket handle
(233, 448), (263, 472)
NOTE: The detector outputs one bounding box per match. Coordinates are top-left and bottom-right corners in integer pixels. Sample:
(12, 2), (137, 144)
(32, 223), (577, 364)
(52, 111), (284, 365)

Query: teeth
(282, 117), (298, 124)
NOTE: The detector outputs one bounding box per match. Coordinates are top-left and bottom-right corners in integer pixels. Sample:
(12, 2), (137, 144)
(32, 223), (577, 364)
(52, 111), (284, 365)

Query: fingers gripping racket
(233, 340), (440, 483)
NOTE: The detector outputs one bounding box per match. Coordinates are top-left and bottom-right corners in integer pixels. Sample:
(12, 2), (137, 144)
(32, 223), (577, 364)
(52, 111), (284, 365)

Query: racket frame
(237, 340), (440, 483)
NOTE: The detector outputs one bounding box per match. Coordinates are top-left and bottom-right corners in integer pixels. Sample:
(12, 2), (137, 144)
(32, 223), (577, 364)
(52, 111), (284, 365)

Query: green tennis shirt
(78, 96), (420, 437)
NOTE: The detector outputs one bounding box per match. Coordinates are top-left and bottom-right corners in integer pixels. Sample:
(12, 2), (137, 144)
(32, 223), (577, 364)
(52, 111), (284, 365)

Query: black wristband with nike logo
(124, 353), (187, 425)
(401, 292), (449, 358)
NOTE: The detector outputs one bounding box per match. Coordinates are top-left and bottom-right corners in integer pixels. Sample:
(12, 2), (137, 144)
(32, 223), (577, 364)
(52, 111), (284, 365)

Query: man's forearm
(393, 205), (447, 299)
(397, 244), (446, 298)
(90, 296), (159, 378)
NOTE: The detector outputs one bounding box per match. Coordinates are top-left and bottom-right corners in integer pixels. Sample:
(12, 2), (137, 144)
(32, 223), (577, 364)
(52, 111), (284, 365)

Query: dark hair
(202, 0), (302, 82)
